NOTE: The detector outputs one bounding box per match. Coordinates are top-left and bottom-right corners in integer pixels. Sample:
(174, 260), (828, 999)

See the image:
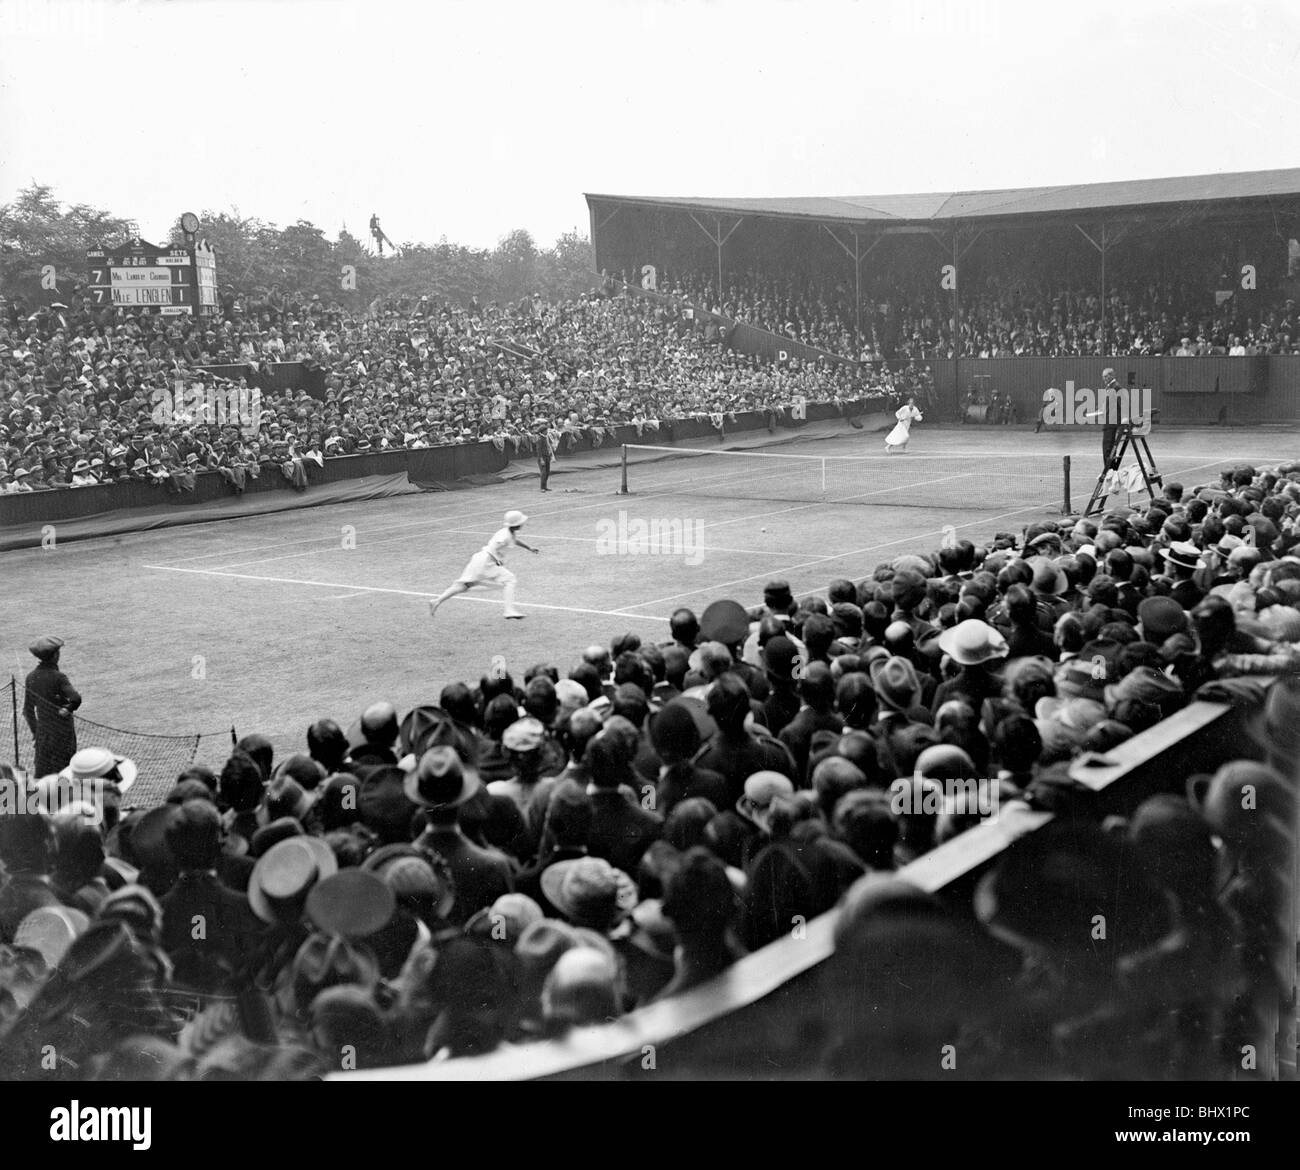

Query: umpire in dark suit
(23, 636), (81, 777)
(1099, 367), (1124, 469)
(535, 422), (553, 492)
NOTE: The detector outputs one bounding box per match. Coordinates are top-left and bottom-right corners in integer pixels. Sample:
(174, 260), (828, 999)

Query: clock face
(181, 212), (199, 234)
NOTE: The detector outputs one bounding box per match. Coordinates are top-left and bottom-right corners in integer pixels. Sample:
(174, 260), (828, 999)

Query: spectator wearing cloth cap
(23, 635), (81, 778)
(489, 716), (549, 816)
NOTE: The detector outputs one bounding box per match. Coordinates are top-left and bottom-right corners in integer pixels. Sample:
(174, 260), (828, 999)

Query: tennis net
(619, 443), (1075, 514)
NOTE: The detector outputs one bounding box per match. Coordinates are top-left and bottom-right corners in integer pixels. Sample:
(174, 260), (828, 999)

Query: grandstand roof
(586, 167), (1300, 227)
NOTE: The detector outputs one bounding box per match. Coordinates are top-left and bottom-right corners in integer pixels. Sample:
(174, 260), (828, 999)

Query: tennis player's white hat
(504, 510), (528, 527)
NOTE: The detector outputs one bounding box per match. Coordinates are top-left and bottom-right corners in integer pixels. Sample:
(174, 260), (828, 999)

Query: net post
(10, 675), (20, 772)
(1062, 455), (1071, 515)
(620, 445), (629, 494)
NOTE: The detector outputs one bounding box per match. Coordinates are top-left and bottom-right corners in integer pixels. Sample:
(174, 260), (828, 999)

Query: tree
(0, 182), (595, 311)
(539, 229), (595, 299)
(0, 183), (134, 303)
(491, 228), (539, 303)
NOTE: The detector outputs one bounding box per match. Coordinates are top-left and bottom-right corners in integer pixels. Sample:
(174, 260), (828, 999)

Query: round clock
(180, 211), (200, 234)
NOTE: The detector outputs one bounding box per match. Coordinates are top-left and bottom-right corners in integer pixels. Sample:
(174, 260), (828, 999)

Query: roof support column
(1076, 221), (1129, 357)
(688, 212), (743, 305)
(823, 225), (883, 353)
(925, 226), (981, 358)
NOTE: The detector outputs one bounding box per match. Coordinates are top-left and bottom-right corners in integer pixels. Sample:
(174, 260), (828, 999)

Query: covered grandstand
(587, 168), (1300, 422)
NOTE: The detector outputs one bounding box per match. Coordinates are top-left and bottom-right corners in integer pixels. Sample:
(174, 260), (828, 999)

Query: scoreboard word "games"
(87, 237), (219, 317)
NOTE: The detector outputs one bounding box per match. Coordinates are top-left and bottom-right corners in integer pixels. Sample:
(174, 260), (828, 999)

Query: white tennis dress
(458, 526), (518, 587)
(885, 403), (923, 449)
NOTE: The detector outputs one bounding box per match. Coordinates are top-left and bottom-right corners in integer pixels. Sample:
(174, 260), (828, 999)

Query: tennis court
(1, 421), (1292, 799)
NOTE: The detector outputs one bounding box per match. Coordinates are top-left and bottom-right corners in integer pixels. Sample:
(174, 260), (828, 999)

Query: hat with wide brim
(305, 869), (397, 939)
(540, 857), (638, 930)
(403, 745), (482, 810)
(868, 654), (921, 713)
(398, 704), (465, 758)
(13, 905), (90, 971)
(362, 845), (457, 920)
(248, 835), (338, 924)
(937, 619), (1009, 666)
(1028, 556), (1069, 596)
(1161, 541), (1203, 571)
(736, 770), (795, 823)
(698, 599), (751, 645)
(665, 693), (718, 741)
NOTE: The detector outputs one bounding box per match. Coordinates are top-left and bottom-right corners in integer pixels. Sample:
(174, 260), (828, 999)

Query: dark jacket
(415, 824), (514, 924)
(699, 729), (799, 803)
(160, 870), (266, 993)
(586, 788), (663, 875)
(777, 708), (843, 786)
(931, 664), (1005, 714)
(23, 662), (81, 777)
(655, 762), (731, 818)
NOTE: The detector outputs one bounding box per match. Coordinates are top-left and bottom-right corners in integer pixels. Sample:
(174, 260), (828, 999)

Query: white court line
(627, 443), (1286, 462)
(404, 528), (803, 558)
(701, 471), (980, 530)
(168, 453), (778, 571)
(142, 563), (668, 624)
(194, 455), (825, 572)
(614, 501), (1052, 612)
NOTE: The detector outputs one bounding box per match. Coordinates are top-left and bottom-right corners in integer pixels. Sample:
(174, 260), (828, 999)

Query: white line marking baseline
(143, 563), (668, 624)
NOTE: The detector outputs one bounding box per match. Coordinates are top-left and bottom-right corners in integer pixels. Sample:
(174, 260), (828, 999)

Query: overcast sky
(2, 0), (1298, 250)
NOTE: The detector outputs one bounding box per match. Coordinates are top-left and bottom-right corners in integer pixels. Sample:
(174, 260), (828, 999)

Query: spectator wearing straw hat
(932, 620), (1010, 713)
(23, 636), (81, 778)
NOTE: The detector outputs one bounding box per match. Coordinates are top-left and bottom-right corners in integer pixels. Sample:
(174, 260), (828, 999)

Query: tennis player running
(884, 396), (923, 453)
(428, 509), (540, 621)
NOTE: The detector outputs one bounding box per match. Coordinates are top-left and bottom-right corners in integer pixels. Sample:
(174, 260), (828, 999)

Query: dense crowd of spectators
(664, 267), (1300, 361)
(2, 462), (1297, 1078)
(0, 288), (927, 494)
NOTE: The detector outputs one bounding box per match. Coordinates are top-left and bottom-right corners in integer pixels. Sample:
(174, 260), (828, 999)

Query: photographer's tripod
(1083, 421), (1163, 516)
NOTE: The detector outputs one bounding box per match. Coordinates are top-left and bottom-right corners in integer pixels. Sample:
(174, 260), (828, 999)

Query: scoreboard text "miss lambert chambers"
(86, 237), (218, 316)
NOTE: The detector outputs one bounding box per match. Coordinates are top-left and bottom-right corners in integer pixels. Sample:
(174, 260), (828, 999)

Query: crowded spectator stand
(1, 284), (912, 498)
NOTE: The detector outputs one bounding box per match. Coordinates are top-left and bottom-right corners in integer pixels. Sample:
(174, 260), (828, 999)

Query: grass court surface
(2, 421), (1293, 802)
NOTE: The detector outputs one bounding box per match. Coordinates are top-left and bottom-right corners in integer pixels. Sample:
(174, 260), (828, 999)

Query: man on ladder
(1096, 368), (1123, 471)
(1082, 368), (1161, 516)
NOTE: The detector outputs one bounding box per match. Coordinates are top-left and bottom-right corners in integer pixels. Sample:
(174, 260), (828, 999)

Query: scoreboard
(87, 237), (219, 316)
(195, 240), (218, 314)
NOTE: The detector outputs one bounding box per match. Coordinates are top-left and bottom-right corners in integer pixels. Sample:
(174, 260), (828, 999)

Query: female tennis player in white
(884, 397), (923, 453)
(428, 509), (540, 620)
